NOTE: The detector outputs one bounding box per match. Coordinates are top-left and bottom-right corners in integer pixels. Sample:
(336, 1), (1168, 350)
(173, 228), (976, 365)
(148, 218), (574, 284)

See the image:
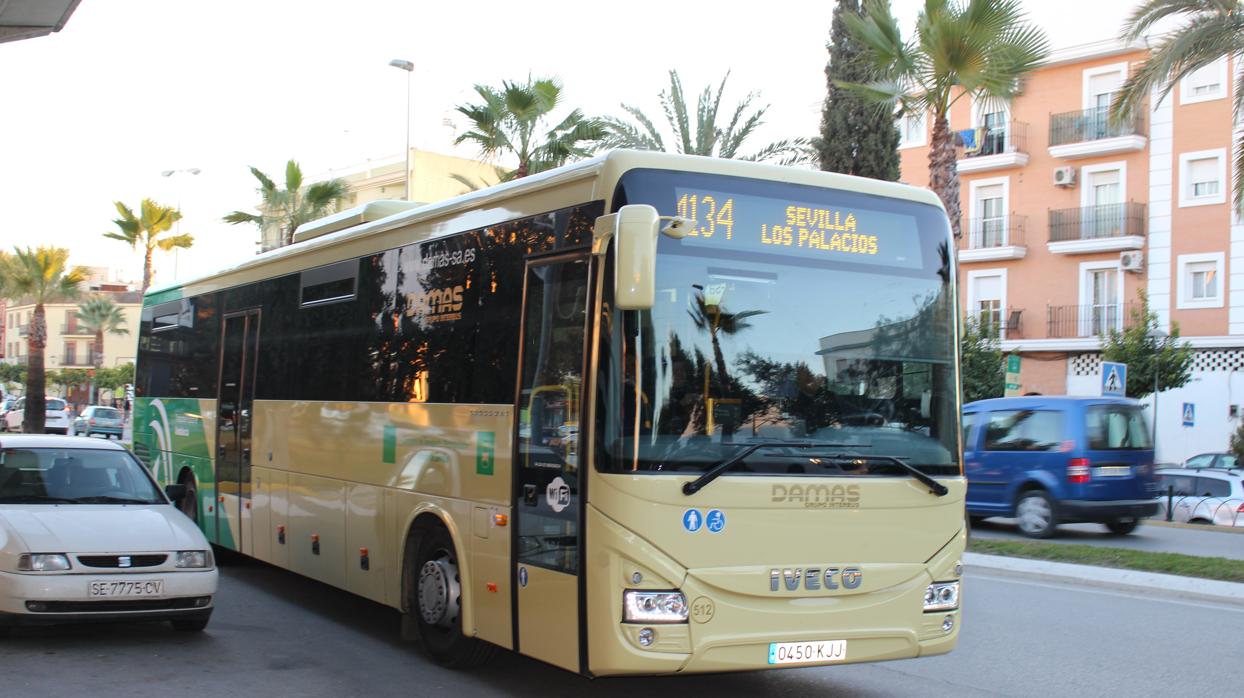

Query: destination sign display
(673, 188), (923, 268)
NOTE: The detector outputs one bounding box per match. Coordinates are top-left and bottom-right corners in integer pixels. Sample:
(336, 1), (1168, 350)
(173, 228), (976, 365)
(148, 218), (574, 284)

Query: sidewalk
(965, 552), (1244, 607)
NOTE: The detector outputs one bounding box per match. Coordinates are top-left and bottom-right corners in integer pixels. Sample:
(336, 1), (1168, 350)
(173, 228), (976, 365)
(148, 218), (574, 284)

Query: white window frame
(1078, 260), (1125, 336)
(966, 268), (1008, 339)
(967, 176), (1011, 247)
(1176, 252), (1225, 309)
(1079, 160), (1127, 209)
(897, 111), (927, 149)
(1178, 149), (1227, 207)
(1081, 62), (1128, 111)
(1179, 57), (1228, 105)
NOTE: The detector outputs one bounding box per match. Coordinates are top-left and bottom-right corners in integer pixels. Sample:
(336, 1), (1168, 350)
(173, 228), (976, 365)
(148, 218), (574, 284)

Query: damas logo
(405, 285), (464, 323)
(771, 483), (861, 509)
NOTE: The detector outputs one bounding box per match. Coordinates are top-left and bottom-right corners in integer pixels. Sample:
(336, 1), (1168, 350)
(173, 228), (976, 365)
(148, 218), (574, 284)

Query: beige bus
(134, 150), (965, 675)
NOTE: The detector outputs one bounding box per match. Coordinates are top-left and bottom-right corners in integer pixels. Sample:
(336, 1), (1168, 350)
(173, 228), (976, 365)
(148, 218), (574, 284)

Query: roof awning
(0, 0), (81, 44)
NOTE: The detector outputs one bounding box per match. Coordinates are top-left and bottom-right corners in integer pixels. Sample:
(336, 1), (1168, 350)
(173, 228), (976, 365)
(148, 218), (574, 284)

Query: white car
(2, 397), (72, 435)
(0, 435), (217, 634)
(1154, 466), (1244, 527)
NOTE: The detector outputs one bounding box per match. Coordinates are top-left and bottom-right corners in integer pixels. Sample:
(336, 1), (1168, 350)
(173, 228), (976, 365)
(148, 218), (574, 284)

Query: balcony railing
(1046, 301), (1141, 338)
(18, 323), (29, 337)
(971, 307), (1025, 338)
(1049, 107), (1145, 147)
(959, 120), (1027, 158)
(1048, 202), (1146, 243)
(60, 324), (93, 335)
(961, 215), (1026, 250)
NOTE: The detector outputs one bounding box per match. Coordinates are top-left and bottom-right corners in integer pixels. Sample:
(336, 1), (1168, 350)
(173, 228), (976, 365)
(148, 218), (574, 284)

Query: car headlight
(924, 581), (960, 612)
(623, 590), (688, 623)
(175, 550), (213, 569)
(18, 553), (72, 571)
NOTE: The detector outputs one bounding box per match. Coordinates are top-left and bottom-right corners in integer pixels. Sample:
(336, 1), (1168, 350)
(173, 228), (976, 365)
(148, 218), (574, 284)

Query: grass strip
(968, 538), (1244, 584)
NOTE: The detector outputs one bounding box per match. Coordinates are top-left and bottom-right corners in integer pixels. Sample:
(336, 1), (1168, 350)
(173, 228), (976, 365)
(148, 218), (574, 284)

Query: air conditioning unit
(1053, 167), (1077, 187)
(1120, 250), (1144, 272)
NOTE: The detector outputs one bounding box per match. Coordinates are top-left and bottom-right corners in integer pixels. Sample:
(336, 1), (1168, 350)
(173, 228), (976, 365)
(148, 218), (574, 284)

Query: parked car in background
(1154, 466), (1244, 527)
(1182, 452), (1238, 470)
(0, 435), (216, 635)
(962, 396), (1159, 538)
(1, 397), (71, 435)
(72, 406), (125, 439)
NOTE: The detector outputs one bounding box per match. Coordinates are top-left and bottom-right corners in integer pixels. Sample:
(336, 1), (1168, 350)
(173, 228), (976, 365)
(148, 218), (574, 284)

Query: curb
(1144, 519), (1244, 535)
(964, 552), (1244, 607)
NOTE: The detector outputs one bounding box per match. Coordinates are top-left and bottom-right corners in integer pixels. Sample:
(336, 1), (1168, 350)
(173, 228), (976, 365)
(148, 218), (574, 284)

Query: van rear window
(1086, 405), (1151, 450)
(983, 410), (1062, 451)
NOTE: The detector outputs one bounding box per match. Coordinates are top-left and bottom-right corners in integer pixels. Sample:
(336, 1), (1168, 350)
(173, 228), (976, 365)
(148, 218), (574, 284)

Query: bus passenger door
(215, 310), (260, 553)
(513, 254), (591, 673)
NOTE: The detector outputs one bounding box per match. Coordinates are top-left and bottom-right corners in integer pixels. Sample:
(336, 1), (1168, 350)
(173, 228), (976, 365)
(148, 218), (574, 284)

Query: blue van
(962, 396), (1159, 538)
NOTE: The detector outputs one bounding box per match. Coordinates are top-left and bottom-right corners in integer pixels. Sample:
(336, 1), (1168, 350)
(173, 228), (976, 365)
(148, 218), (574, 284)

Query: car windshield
(46, 399), (67, 411)
(0, 448), (164, 504)
(597, 169), (960, 477)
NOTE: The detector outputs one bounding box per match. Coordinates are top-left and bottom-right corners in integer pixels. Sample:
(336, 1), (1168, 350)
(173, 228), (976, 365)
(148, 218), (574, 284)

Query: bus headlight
(623, 591), (689, 623)
(924, 581), (959, 612)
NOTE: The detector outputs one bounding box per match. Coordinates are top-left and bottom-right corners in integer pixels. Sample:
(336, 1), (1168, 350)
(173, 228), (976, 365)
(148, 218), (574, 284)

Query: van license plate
(88, 580), (164, 597)
(1093, 466), (1131, 477)
(768, 639), (847, 665)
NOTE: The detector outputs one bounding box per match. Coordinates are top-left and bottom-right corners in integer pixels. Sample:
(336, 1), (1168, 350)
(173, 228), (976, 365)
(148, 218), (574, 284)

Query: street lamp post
(161, 168), (201, 280)
(1147, 327), (1168, 456)
(389, 58), (414, 201)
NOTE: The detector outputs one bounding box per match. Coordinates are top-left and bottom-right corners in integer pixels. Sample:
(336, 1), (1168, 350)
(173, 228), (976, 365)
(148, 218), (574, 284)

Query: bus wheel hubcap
(418, 556), (460, 628)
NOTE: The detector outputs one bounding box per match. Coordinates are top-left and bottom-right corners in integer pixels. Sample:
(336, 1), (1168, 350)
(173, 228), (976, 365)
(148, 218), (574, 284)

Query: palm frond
(741, 138), (817, 166)
(661, 70), (694, 154)
(222, 211), (262, 226)
(1120, 0), (1229, 42)
(155, 234), (194, 251)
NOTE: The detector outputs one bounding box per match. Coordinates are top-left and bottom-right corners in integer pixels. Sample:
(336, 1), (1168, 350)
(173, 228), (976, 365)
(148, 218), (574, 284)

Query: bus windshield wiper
(681, 442), (862, 496)
(824, 454), (949, 497)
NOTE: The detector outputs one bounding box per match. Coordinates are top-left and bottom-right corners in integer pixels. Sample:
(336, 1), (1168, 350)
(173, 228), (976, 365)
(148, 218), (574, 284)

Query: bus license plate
(768, 639), (847, 665)
(88, 580), (164, 597)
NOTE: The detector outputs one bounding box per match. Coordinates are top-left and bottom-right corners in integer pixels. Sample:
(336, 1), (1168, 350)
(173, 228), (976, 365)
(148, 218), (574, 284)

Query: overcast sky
(0, 0), (1140, 288)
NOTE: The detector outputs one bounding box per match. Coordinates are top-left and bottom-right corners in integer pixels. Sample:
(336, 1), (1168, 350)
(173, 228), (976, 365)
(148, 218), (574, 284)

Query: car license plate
(88, 580), (164, 597)
(767, 639), (847, 665)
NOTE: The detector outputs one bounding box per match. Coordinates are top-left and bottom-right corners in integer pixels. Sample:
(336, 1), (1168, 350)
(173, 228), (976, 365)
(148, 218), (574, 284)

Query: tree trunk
(142, 245), (154, 294)
(928, 114), (962, 238)
(23, 304), (48, 434)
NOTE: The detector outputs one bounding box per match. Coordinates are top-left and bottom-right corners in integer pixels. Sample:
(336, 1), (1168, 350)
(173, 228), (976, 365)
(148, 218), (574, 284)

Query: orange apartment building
(898, 38), (1242, 463)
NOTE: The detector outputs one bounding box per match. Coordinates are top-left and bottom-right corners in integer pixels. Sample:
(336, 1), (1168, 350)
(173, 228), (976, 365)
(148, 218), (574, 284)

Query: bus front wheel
(406, 525), (496, 668)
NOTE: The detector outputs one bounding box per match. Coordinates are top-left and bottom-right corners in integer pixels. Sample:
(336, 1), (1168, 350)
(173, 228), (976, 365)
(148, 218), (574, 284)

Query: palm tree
(0, 247), (86, 433)
(1110, 0), (1244, 214)
(454, 76), (605, 179)
(687, 290), (768, 395)
(104, 199), (192, 293)
(75, 296), (130, 403)
(223, 160), (349, 249)
(842, 0), (1048, 237)
(599, 70), (815, 166)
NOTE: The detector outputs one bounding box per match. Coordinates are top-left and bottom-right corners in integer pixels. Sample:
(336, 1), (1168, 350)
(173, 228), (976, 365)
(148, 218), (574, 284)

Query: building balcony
(17, 323), (29, 337)
(972, 307), (1026, 339)
(60, 324), (94, 336)
(56, 353), (99, 368)
(1048, 107), (1146, 159)
(1047, 202), (1146, 255)
(956, 121), (1029, 173)
(1046, 301), (1141, 339)
(958, 215), (1027, 262)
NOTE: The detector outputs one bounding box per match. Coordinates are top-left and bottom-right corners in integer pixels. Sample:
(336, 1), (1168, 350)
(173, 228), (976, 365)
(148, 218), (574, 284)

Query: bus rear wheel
(407, 526), (495, 668)
(179, 473), (199, 524)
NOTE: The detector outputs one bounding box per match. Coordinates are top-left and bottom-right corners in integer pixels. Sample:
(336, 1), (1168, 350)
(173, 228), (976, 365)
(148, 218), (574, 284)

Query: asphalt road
(2, 553), (1238, 696)
(972, 516), (1244, 560)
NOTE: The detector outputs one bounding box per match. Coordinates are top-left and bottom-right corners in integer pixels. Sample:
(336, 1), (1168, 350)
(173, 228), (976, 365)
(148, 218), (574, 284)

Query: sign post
(1100, 361), (1127, 397)
(1003, 354), (1022, 397)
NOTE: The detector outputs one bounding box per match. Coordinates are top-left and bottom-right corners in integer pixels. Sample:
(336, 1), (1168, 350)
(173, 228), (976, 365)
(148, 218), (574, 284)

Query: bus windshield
(598, 169), (960, 477)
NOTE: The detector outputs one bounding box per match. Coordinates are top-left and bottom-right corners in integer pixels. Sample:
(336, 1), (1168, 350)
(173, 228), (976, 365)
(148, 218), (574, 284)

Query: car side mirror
(164, 484), (187, 505)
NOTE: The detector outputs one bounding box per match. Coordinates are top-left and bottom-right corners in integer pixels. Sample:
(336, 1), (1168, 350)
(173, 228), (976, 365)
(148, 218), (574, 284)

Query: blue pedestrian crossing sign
(1182, 403), (1195, 427)
(1101, 361), (1126, 397)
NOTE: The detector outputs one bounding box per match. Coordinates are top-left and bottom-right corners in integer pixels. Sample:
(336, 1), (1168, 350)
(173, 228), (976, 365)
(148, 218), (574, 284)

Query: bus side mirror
(604, 204), (661, 310)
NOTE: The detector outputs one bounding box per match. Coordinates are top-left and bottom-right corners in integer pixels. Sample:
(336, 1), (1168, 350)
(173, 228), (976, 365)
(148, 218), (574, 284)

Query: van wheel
(1016, 490), (1057, 538)
(1105, 517), (1139, 535)
(407, 526), (496, 668)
